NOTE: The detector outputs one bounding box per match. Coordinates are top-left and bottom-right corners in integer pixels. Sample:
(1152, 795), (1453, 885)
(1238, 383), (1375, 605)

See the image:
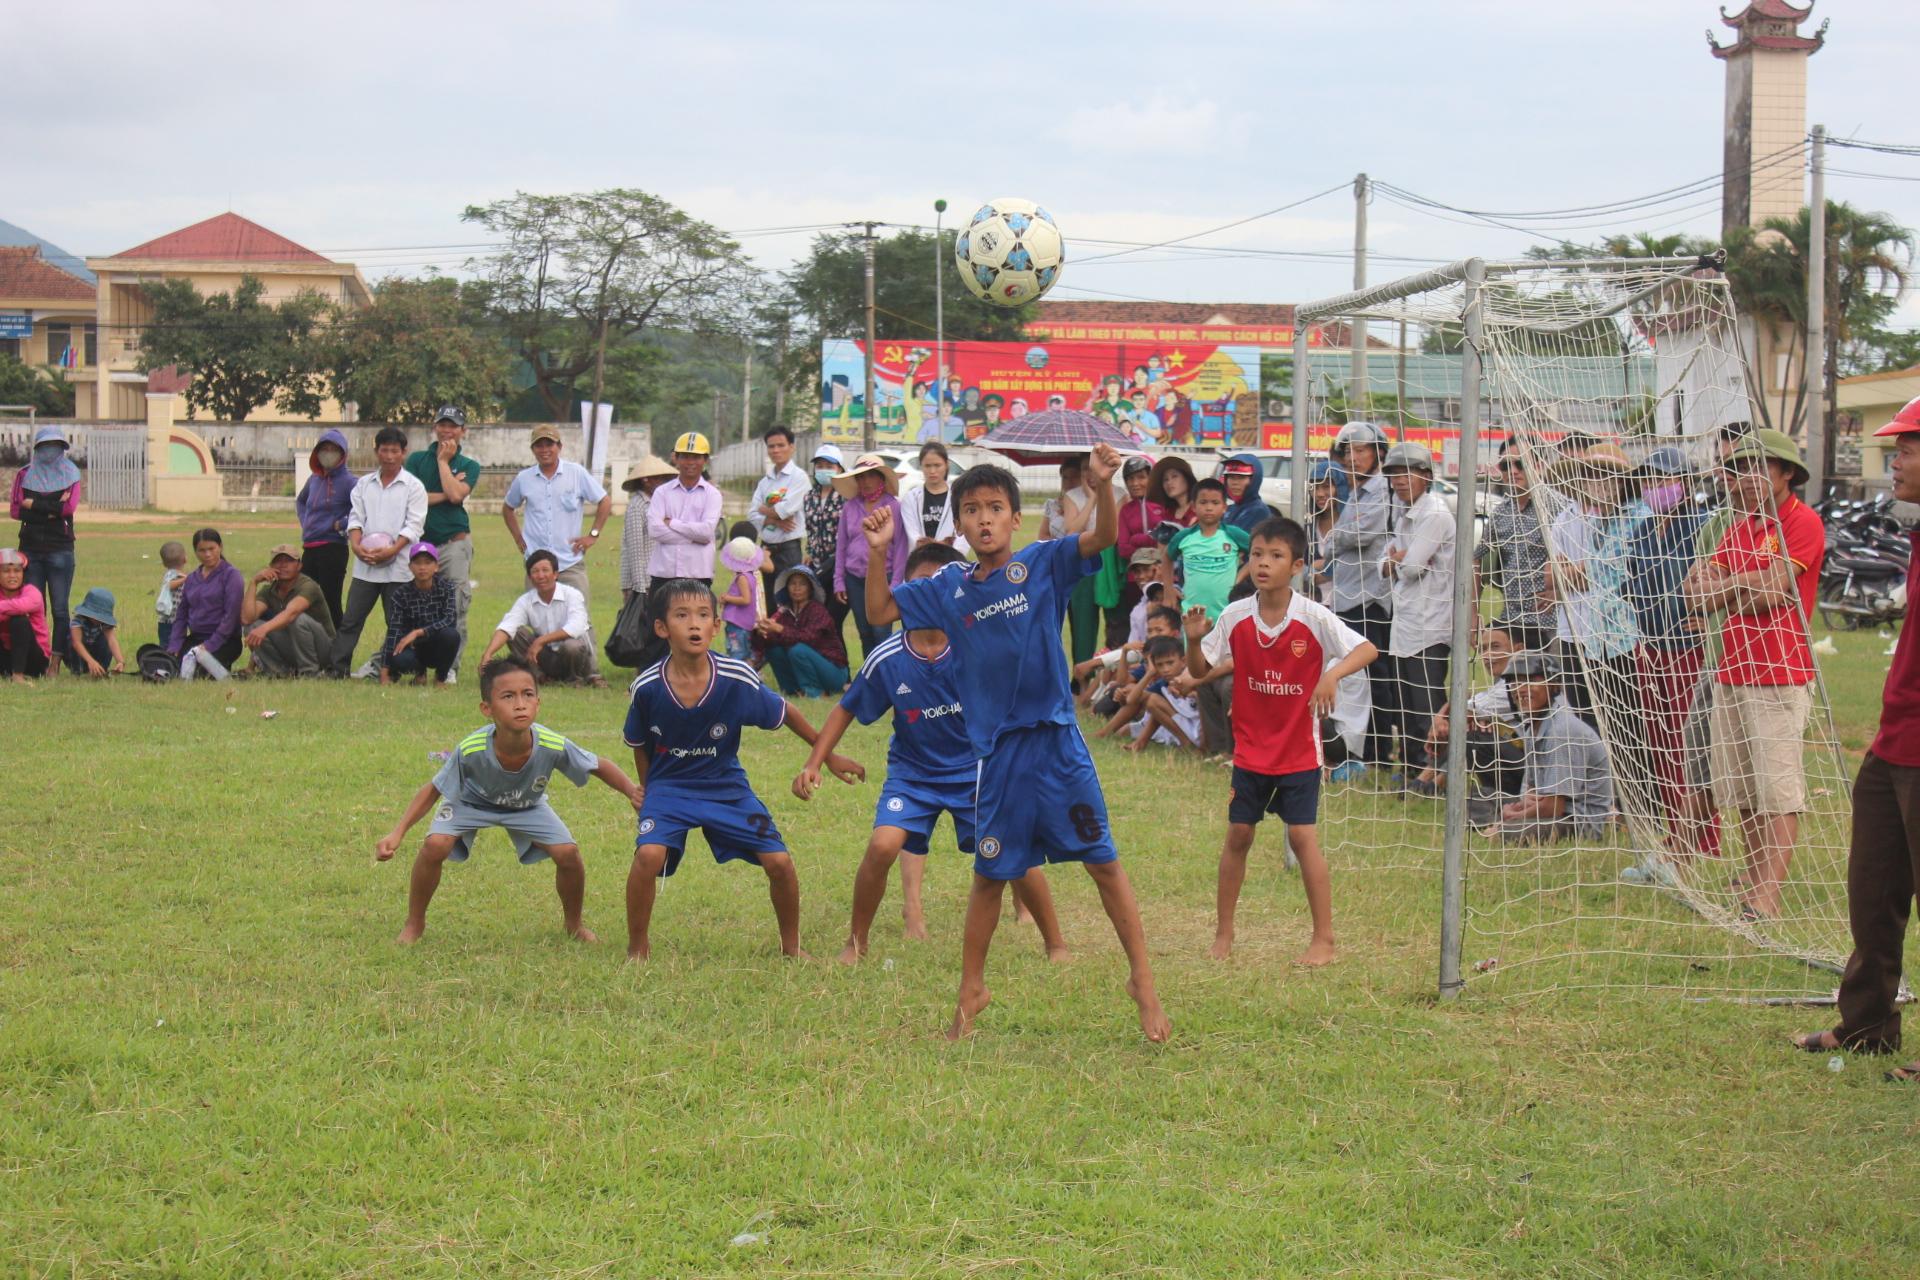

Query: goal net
(1287, 255), (1854, 1000)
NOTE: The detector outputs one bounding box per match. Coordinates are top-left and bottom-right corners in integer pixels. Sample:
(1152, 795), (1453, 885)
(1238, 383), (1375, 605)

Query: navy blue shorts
(1228, 766), (1321, 828)
(636, 782), (786, 877)
(875, 773), (978, 855)
(971, 723), (1118, 881)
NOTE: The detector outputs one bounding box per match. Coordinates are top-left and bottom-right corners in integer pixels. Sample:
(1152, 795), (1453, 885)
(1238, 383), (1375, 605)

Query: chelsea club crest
(1005, 562), (1028, 584)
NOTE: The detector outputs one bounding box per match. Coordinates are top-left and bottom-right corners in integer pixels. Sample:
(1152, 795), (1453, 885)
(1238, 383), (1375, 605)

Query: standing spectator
(1167, 479), (1250, 758)
(1304, 460), (1339, 606)
(804, 443), (850, 655)
(1113, 455), (1166, 645)
(65, 588), (124, 678)
(748, 426), (810, 603)
(503, 424), (611, 688)
(1380, 443), (1454, 776)
(1622, 445), (1719, 880)
(1147, 455), (1198, 528)
(898, 441), (967, 552)
(1684, 429), (1824, 922)
(718, 531), (766, 662)
(294, 428), (356, 627)
(381, 544), (460, 686)
(170, 527), (246, 679)
(1043, 455), (1103, 667)
(1793, 400), (1920, 1069)
(241, 544), (335, 678)
(618, 455), (675, 606)
(154, 540), (187, 648)
(1220, 453), (1275, 535)
(478, 550), (594, 684)
(1326, 421), (1393, 759)
(10, 425), (81, 666)
(405, 407), (481, 683)
(757, 565), (849, 697)
(647, 432), (722, 588)
(0, 548), (51, 681)
(1675, 423), (1756, 827)
(834, 452), (909, 659)
(328, 426), (427, 677)
(1475, 440), (1553, 654)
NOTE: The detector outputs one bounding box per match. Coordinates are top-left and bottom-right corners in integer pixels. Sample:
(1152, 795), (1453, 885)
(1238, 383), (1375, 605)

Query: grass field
(3, 511), (1915, 1278)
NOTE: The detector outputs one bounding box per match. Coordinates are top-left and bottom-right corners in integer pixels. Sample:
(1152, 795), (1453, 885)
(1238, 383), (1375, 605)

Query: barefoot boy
(375, 655), (643, 944)
(622, 579), (863, 960)
(1185, 516), (1378, 964)
(860, 444), (1171, 1042)
(793, 542), (1069, 965)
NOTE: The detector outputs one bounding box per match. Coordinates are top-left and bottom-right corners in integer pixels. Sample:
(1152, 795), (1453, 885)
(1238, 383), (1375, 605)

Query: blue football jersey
(891, 535), (1096, 758)
(623, 653), (787, 787)
(840, 632), (974, 782)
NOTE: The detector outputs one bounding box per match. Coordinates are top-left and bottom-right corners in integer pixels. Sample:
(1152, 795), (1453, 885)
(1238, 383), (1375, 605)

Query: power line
(1069, 181), (1352, 266)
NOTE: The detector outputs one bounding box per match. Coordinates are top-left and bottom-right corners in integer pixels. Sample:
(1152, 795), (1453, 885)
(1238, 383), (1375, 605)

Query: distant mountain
(0, 219), (95, 285)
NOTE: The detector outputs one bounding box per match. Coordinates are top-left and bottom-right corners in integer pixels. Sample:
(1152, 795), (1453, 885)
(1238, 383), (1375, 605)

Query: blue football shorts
(874, 772), (979, 855)
(635, 782), (787, 877)
(969, 722), (1118, 881)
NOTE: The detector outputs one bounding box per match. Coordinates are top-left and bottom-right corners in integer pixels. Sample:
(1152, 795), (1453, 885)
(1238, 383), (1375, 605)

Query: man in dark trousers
(1794, 397), (1920, 1075)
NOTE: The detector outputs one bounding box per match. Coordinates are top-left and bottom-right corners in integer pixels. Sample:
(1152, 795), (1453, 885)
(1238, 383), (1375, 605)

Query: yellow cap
(672, 431), (712, 456)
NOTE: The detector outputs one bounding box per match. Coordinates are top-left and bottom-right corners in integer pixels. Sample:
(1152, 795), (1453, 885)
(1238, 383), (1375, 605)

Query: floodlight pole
(1805, 125), (1827, 501)
(863, 221), (878, 453)
(1289, 322), (1310, 521)
(1437, 256), (1486, 1002)
(934, 199), (947, 435)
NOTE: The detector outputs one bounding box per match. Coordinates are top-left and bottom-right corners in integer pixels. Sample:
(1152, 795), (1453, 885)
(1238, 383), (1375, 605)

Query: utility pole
(741, 344), (753, 444)
(1806, 124), (1827, 500)
(1350, 173), (1369, 412)
(773, 311), (789, 427)
(862, 220), (879, 453)
(712, 391), (722, 444)
(934, 199), (948, 429)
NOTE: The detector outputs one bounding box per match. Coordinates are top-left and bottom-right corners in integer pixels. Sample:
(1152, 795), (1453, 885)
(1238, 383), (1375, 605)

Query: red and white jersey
(1201, 592), (1368, 775)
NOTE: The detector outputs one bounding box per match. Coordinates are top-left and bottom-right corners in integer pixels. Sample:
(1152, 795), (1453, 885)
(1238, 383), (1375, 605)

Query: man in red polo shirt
(1683, 428), (1824, 921)
(1796, 398), (1920, 1072)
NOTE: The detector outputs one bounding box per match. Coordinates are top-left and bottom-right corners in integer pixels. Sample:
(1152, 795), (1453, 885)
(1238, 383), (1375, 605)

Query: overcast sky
(8, 0), (1915, 323)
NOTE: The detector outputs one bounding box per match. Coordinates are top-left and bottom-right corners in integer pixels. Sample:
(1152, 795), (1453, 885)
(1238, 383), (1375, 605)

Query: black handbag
(604, 591), (652, 669)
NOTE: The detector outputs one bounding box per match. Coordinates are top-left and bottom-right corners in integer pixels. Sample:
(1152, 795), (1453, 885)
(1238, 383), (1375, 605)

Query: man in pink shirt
(647, 432), (722, 586)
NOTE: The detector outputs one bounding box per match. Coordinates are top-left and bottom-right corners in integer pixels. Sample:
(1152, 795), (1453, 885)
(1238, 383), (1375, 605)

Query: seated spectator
(718, 525), (767, 663)
(381, 544), (460, 687)
(756, 565), (849, 697)
(1411, 622), (1524, 798)
(477, 550), (593, 685)
(66, 588), (124, 678)
(0, 549), (51, 681)
(1475, 651), (1616, 844)
(242, 544), (336, 678)
(1123, 548), (1166, 642)
(170, 527), (245, 680)
(1123, 635), (1202, 753)
(1079, 604), (1183, 718)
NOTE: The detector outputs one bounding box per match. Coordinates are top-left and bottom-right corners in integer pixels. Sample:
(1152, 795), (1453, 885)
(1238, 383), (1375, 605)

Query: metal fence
(0, 422), (148, 508)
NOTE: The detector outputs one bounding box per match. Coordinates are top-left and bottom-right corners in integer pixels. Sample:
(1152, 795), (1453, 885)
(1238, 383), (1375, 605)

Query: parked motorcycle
(1817, 495), (1910, 630)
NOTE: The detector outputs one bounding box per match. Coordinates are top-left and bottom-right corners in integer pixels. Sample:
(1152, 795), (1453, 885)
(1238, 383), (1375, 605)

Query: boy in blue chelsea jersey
(860, 442), (1170, 1042)
(623, 579), (864, 960)
(794, 541), (1070, 966)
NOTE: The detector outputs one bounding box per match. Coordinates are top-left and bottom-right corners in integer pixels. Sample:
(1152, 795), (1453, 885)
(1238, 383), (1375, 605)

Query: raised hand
(1086, 441), (1122, 486)
(1182, 605), (1210, 641)
(862, 505), (895, 549)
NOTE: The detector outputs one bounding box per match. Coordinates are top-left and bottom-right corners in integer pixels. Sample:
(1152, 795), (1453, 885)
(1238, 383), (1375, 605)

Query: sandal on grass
(1884, 1062), (1920, 1083)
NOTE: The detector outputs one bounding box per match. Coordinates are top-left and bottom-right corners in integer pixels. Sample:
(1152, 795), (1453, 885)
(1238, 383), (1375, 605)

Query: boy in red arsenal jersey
(1186, 517), (1379, 964)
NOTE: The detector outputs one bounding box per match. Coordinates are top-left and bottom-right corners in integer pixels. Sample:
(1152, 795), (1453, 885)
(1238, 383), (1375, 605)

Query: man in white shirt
(1379, 442), (1455, 777)
(478, 549), (593, 684)
(503, 424), (611, 686)
(747, 425), (809, 602)
(328, 426), (428, 676)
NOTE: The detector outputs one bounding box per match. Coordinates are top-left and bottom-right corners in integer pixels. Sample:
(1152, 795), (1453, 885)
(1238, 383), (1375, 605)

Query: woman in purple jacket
(294, 429), (356, 626)
(168, 527), (245, 679)
(832, 453), (909, 660)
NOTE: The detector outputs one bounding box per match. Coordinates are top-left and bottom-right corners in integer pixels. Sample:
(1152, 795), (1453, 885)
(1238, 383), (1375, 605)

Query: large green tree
(462, 189), (760, 445)
(0, 353), (75, 417)
(137, 275), (332, 421)
(772, 228), (1031, 410)
(326, 276), (511, 424)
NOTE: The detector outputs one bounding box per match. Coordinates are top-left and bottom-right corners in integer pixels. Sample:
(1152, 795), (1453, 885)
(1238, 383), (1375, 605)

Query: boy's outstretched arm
(782, 700), (865, 787)
(793, 704), (857, 800)
(861, 507), (902, 626)
(377, 781), (442, 861)
(1311, 640), (1379, 717)
(1183, 605), (1222, 681)
(591, 756), (645, 813)
(1078, 442), (1121, 558)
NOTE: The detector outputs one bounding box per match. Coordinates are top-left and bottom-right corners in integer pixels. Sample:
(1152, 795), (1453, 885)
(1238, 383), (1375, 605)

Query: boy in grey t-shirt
(1483, 651), (1616, 844)
(376, 655), (643, 944)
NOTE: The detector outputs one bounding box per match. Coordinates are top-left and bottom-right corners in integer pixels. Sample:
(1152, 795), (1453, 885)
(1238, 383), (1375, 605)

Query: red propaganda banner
(820, 337), (1260, 447)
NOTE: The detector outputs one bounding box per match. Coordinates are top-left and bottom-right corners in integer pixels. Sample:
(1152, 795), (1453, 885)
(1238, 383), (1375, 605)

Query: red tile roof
(0, 246), (94, 302)
(107, 213), (333, 264)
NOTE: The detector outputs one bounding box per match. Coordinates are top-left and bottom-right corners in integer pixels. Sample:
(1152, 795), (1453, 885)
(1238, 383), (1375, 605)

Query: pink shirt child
(0, 580), (51, 657)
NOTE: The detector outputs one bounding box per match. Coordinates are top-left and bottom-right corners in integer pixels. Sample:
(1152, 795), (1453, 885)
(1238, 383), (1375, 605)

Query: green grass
(2, 512), (1914, 1278)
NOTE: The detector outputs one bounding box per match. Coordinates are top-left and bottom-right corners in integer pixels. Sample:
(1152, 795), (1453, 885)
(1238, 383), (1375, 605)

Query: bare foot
(946, 985), (992, 1040)
(783, 946), (813, 960)
(1046, 944), (1072, 964)
(569, 925), (599, 943)
(1128, 977), (1171, 1043)
(1294, 936), (1337, 967)
(836, 938), (864, 966)
(626, 942), (650, 962)
(395, 920), (426, 945)
(1793, 1029), (1840, 1051)
(1209, 934), (1233, 961)
(902, 913), (929, 942)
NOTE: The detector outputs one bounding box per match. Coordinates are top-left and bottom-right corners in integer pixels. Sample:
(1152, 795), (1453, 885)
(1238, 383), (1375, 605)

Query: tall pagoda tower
(1711, 1), (1825, 232)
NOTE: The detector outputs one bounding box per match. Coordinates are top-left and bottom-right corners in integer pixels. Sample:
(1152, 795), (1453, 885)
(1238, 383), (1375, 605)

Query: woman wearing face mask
(295, 428), (357, 627)
(804, 444), (852, 659)
(9, 426), (82, 666)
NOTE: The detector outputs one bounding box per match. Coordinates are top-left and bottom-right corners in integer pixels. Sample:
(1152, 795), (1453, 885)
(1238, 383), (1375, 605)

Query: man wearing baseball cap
(405, 406), (483, 682)
(241, 544), (335, 677)
(503, 423), (612, 686)
(1795, 398), (1920, 1072)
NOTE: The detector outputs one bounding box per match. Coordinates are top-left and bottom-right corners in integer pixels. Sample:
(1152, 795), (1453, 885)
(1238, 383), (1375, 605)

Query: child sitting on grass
(66, 589), (124, 678)
(1185, 516), (1379, 965)
(623, 579), (864, 961)
(375, 655), (644, 945)
(1088, 607), (1184, 732)
(1122, 635), (1202, 753)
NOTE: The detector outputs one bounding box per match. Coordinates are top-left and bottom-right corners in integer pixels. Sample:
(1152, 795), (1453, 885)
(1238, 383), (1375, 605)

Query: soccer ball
(954, 198), (1064, 307)
(360, 533), (395, 554)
